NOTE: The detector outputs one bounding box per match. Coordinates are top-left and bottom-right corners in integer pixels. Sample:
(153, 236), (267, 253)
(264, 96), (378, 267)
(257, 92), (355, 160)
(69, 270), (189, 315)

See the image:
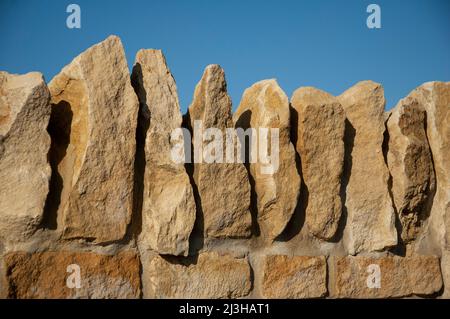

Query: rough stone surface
(4, 251), (141, 299)
(1, 38), (449, 300)
(291, 87), (345, 240)
(0, 253), (6, 298)
(187, 65), (252, 238)
(338, 81), (397, 254)
(387, 97), (435, 242)
(442, 251), (450, 298)
(132, 49), (196, 256)
(331, 255), (442, 298)
(0, 71), (51, 241)
(409, 82), (450, 297)
(262, 255), (327, 298)
(47, 35), (138, 243)
(146, 252), (251, 298)
(234, 79), (300, 240)
(409, 82), (450, 249)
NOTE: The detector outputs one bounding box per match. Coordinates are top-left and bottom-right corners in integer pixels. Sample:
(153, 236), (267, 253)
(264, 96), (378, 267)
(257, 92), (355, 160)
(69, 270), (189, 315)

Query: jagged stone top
(291, 86), (337, 107)
(0, 72), (46, 136)
(338, 80), (385, 115)
(0, 35), (449, 299)
(49, 35), (128, 97)
(235, 79), (290, 128)
(132, 49), (182, 131)
(188, 64), (233, 129)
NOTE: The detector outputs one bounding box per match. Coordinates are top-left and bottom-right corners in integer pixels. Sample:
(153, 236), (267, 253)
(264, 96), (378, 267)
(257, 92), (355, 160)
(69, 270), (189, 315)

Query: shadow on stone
(41, 100), (73, 230)
(329, 118), (355, 243)
(161, 253), (199, 267)
(275, 105), (305, 242)
(183, 111), (205, 256)
(235, 109), (260, 237)
(126, 63), (150, 244)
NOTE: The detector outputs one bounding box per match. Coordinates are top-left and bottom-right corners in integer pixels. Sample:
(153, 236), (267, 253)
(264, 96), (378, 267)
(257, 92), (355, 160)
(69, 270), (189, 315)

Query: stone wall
(0, 35), (448, 299)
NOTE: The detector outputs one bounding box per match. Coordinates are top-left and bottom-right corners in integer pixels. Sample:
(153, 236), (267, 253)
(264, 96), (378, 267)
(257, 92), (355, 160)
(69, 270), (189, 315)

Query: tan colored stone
(331, 255), (442, 298)
(262, 255), (327, 298)
(187, 65), (251, 238)
(0, 71), (51, 241)
(146, 252), (251, 298)
(409, 82), (450, 249)
(387, 97), (435, 242)
(291, 87), (345, 240)
(48, 35), (138, 243)
(131, 49), (196, 256)
(441, 251), (450, 298)
(4, 251), (141, 299)
(234, 79), (300, 240)
(338, 81), (397, 254)
(0, 251), (6, 298)
(409, 82), (450, 296)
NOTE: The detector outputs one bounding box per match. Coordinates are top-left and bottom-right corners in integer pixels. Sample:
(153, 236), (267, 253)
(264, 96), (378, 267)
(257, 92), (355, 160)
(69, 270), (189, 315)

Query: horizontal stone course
(3, 251), (141, 299)
(262, 255), (327, 298)
(145, 252), (251, 299)
(331, 255), (442, 298)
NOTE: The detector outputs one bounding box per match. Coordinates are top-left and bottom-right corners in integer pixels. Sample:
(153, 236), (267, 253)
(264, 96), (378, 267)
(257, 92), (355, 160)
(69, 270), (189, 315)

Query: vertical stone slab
(387, 96), (435, 242)
(409, 82), (450, 296)
(409, 82), (450, 247)
(187, 65), (252, 238)
(338, 81), (397, 254)
(234, 80), (300, 240)
(291, 87), (345, 240)
(131, 49), (196, 256)
(48, 36), (138, 243)
(0, 71), (51, 240)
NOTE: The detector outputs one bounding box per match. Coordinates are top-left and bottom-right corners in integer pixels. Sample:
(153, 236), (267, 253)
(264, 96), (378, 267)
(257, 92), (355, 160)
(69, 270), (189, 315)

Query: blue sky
(0, 0), (449, 111)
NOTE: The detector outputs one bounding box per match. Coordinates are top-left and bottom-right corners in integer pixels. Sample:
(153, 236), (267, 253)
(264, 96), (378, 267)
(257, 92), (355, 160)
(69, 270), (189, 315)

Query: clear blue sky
(1, 0), (449, 111)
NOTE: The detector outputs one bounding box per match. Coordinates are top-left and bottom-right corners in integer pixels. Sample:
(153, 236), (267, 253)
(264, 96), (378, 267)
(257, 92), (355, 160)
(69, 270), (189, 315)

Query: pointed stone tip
(87, 34), (123, 53)
(102, 34), (124, 49)
(0, 71), (45, 90)
(77, 35), (124, 59)
(348, 80), (382, 91)
(23, 72), (46, 88)
(291, 86), (336, 105)
(199, 64), (227, 87)
(245, 79), (281, 93)
(50, 35), (127, 84)
(237, 78), (289, 116)
(338, 80), (384, 101)
(136, 48), (164, 58)
(105, 34), (121, 44)
(238, 78), (285, 106)
(256, 79), (287, 101)
(134, 49), (166, 66)
(413, 80), (450, 93)
(201, 64), (223, 79)
(253, 79), (278, 87)
(205, 64), (222, 72)
(421, 80), (448, 86)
